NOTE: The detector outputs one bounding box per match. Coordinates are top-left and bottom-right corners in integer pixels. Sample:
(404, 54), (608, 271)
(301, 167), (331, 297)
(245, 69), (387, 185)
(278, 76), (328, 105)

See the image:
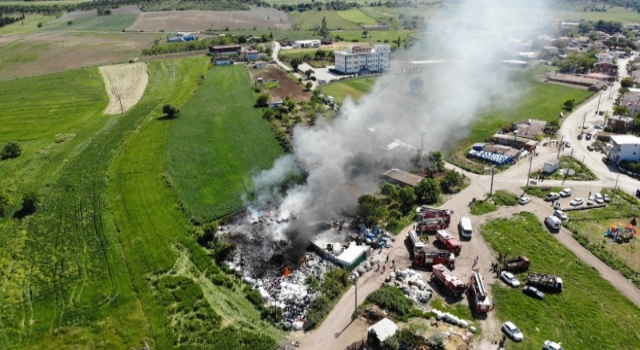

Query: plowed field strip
(98, 62), (148, 114)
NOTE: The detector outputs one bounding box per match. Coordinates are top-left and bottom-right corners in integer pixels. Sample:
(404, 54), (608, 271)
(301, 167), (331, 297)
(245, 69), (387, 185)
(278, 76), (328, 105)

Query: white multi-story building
(334, 44), (391, 74)
(608, 135), (640, 163)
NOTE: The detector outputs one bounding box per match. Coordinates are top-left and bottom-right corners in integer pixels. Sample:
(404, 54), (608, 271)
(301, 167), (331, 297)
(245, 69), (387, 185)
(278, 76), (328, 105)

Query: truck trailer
(469, 270), (491, 313)
(527, 272), (563, 292)
(412, 249), (455, 270)
(503, 256), (530, 272)
(431, 264), (468, 297)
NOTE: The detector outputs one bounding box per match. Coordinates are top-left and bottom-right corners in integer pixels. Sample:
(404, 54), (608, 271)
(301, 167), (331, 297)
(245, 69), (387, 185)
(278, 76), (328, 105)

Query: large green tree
(358, 194), (387, 226)
(397, 187), (417, 214)
(415, 178), (440, 205)
(440, 170), (463, 194)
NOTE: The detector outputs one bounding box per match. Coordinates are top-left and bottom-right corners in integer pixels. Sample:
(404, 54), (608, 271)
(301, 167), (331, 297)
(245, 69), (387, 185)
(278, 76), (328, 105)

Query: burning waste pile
(220, 205), (395, 329)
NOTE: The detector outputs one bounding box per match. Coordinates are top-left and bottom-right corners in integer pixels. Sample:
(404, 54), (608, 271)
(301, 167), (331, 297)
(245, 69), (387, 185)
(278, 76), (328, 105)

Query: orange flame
(283, 266), (291, 277)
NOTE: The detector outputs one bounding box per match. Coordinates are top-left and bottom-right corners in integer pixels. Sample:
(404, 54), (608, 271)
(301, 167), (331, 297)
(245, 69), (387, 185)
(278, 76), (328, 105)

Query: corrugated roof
(383, 169), (423, 187)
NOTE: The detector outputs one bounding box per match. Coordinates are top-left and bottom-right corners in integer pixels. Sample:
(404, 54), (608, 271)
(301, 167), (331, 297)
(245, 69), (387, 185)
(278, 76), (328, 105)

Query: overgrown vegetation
(523, 185), (564, 198)
(0, 141), (21, 160)
(532, 155), (597, 181)
(469, 190), (518, 215)
(305, 268), (351, 329)
(481, 212), (640, 349)
(565, 188), (640, 287)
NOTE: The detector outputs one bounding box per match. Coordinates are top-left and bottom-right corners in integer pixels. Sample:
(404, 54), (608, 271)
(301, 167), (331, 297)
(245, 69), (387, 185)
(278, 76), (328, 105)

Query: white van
(459, 217), (473, 239)
(544, 216), (562, 230)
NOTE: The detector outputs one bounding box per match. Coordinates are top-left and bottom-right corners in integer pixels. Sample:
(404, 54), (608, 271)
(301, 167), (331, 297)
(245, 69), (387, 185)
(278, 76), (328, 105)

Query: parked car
(564, 141), (571, 148)
(587, 145), (594, 151)
(595, 123), (604, 129)
(585, 133), (592, 140)
(604, 194), (611, 202)
(502, 321), (524, 342)
(544, 193), (560, 201)
(582, 124), (590, 129)
(570, 198), (584, 206)
(518, 196), (531, 205)
(500, 271), (521, 288)
(559, 188), (572, 197)
(543, 340), (565, 350)
(594, 193), (604, 204)
(523, 285), (545, 299)
(587, 195), (594, 205)
(554, 210), (568, 221)
(545, 216), (562, 230)
(577, 134), (583, 140)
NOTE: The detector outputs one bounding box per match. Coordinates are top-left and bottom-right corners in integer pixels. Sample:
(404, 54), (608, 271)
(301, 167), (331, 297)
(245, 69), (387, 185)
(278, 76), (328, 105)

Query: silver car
(502, 321), (524, 342)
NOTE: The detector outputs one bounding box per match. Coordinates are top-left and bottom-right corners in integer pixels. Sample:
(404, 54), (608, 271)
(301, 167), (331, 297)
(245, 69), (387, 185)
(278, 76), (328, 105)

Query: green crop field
(43, 12), (139, 31)
(320, 77), (377, 103)
(0, 57), (281, 349)
(552, 7), (640, 24)
(334, 29), (414, 44)
(290, 9), (361, 30)
(0, 68), (108, 188)
(481, 212), (640, 350)
(166, 65), (283, 220)
(337, 8), (377, 26)
(0, 14), (53, 35)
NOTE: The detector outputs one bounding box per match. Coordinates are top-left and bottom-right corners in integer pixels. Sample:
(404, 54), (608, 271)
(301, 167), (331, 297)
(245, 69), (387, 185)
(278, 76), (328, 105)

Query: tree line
(0, 12), (24, 28)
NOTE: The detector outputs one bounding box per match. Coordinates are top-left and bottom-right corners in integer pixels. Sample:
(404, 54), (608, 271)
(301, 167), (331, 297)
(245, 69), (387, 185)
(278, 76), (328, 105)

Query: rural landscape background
(2, 0), (640, 349)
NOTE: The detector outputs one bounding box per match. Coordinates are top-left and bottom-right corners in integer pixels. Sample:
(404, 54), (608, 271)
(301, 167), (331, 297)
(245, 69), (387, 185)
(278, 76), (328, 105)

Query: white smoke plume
(252, 0), (548, 229)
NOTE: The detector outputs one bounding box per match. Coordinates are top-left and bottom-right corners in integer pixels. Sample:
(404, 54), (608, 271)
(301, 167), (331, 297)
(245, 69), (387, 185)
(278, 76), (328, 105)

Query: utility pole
(613, 172), (620, 200)
(557, 135), (564, 159)
(563, 148), (574, 184)
(581, 112), (587, 134)
(489, 166), (495, 197)
(525, 152), (534, 189)
(596, 93), (602, 115)
(354, 278), (358, 312)
(420, 132), (425, 163)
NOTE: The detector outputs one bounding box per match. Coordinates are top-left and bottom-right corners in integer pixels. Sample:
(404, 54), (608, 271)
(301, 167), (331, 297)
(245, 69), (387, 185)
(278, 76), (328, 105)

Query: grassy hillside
(0, 57), (280, 349)
(553, 7), (640, 23)
(166, 65), (283, 220)
(481, 212), (640, 349)
(0, 68), (108, 192)
(290, 9), (361, 30)
(337, 8), (377, 25)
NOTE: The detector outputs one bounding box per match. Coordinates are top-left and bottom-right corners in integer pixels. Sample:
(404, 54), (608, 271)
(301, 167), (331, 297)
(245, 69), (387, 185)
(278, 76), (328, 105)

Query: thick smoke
(251, 0), (547, 251)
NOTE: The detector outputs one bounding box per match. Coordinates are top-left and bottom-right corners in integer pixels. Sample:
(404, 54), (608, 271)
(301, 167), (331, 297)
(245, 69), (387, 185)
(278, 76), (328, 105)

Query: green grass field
(334, 29), (414, 44)
(565, 189), (640, 277)
(290, 9), (361, 30)
(0, 57), (281, 349)
(337, 8), (377, 26)
(319, 77), (376, 103)
(0, 68), (108, 190)
(552, 7), (640, 24)
(0, 14), (53, 35)
(481, 212), (640, 350)
(43, 13), (139, 31)
(166, 65), (283, 220)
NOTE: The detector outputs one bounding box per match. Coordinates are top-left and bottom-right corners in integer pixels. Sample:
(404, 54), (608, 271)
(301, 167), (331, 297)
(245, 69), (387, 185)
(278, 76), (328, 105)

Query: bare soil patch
(127, 7), (291, 31)
(249, 66), (309, 101)
(98, 62), (148, 114)
(0, 32), (155, 80)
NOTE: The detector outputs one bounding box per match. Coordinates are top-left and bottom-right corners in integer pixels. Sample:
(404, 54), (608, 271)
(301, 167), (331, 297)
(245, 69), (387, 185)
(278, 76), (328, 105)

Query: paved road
(288, 58), (640, 349)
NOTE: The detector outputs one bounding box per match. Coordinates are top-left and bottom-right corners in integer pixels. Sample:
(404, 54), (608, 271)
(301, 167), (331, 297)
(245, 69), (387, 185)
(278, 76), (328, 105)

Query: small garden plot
(523, 186), (564, 199)
(250, 66), (309, 101)
(531, 155), (597, 181)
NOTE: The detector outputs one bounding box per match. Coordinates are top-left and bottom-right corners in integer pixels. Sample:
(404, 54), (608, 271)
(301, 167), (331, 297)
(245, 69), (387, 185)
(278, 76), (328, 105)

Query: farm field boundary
(166, 64), (283, 220)
(127, 8), (291, 31)
(99, 62), (148, 114)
